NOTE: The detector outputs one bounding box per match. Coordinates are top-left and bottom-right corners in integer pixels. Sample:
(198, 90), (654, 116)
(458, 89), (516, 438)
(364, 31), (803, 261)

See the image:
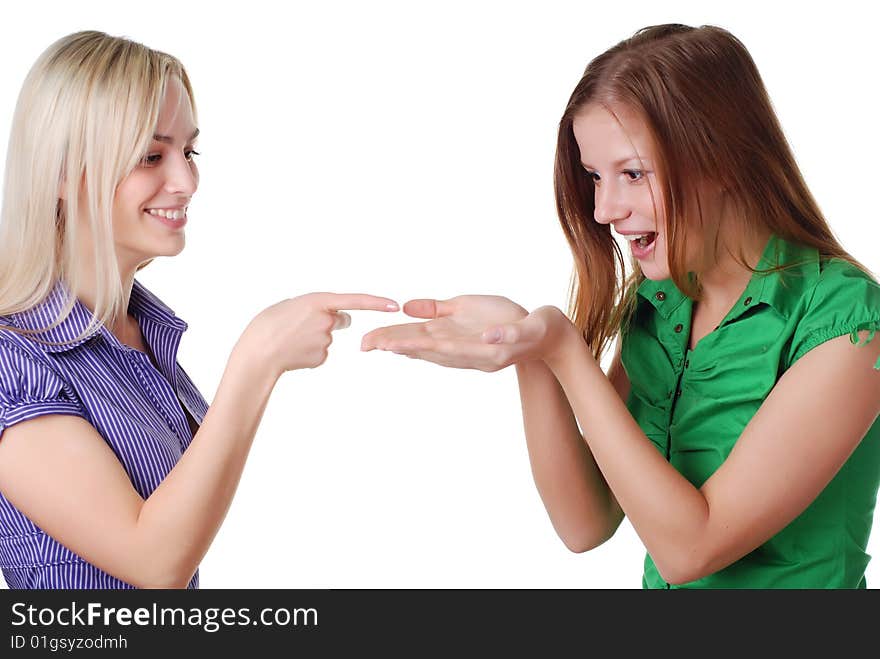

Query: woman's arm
(0, 345), (273, 588)
(540, 310), (880, 584)
(366, 301), (880, 584)
(516, 349), (624, 552)
(0, 292), (397, 588)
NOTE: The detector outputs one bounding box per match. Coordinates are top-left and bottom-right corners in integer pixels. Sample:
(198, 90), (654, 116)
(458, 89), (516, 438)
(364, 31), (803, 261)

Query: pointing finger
(322, 293), (400, 312)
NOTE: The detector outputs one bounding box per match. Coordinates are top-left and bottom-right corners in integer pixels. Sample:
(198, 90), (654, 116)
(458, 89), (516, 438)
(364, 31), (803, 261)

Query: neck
(69, 245), (140, 342)
(696, 227), (771, 310)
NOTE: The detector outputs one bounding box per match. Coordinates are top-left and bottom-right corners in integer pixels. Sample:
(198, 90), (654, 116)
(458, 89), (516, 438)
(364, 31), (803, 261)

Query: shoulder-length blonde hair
(554, 23), (869, 362)
(0, 30), (196, 344)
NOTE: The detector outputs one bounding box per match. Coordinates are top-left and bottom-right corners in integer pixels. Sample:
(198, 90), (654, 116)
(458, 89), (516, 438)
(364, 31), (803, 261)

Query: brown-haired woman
(362, 24), (880, 588)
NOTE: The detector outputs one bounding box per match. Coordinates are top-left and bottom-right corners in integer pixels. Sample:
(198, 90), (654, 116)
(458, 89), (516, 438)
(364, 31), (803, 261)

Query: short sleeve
(788, 261), (880, 370)
(0, 340), (88, 436)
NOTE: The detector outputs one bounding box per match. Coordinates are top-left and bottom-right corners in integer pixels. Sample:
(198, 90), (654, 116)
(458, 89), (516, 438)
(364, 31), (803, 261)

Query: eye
(624, 169), (645, 182)
(185, 149), (201, 162)
(584, 170), (601, 184)
(141, 153), (162, 166)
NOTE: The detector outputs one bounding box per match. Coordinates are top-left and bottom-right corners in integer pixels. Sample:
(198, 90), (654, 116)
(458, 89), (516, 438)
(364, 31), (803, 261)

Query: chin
(125, 241), (185, 266)
(153, 237), (186, 258)
(639, 262), (671, 281)
(165, 242), (186, 257)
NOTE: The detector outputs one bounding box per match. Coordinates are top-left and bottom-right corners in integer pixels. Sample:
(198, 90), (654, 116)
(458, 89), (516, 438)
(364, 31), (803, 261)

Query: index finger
(321, 293), (400, 312)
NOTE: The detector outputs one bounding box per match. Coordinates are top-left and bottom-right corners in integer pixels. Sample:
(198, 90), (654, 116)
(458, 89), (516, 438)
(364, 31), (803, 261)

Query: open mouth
(631, 232), (657, 248)
(145, 208), (186, 220)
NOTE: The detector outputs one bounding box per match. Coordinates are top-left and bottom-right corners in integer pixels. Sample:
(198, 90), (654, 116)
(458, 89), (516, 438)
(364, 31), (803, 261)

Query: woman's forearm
(544, 321), (709, 582)
(134, 338), (279, 587)
(516, 359), (622, 552)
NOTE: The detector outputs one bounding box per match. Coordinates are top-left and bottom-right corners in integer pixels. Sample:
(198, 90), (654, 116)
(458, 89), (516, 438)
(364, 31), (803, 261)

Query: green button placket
(647, 291), (692, 590)
(648, 289), (693, 462)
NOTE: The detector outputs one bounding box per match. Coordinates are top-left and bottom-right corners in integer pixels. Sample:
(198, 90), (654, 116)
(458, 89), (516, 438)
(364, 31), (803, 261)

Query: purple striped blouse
(0, 279), (209, 588)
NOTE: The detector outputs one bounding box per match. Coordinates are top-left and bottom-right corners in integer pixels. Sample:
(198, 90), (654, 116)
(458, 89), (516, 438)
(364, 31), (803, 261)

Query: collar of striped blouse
(10, 278), (187, 353)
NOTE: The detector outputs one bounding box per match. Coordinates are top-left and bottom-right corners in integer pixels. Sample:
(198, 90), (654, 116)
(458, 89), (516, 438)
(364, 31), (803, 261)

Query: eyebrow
(581, 156), (650, 169)
(153, 128), (200, 144)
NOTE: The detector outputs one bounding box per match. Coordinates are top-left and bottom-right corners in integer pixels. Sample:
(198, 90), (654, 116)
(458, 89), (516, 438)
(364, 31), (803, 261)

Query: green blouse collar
(635, 234), (821, 321)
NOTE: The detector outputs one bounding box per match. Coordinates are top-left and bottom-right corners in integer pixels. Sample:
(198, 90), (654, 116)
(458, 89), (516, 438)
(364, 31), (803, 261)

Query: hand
(361, 295), (569, 372)
(241, 292), (399, 377)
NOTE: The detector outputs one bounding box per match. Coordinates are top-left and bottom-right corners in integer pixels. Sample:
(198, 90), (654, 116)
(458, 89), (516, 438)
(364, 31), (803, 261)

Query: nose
(164, 152), (198, 197)
(593, 180), (630, 225)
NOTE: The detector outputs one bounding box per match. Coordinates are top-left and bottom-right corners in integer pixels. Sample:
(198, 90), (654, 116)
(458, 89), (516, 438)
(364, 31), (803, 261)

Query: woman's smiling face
(572, 102), (671, 280)
(111, 75), (200, 270)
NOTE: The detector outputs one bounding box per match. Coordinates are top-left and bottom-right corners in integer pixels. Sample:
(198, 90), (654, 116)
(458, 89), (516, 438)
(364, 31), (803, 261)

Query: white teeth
(147, 208), (186, 220)
(613, 229), (653, 241)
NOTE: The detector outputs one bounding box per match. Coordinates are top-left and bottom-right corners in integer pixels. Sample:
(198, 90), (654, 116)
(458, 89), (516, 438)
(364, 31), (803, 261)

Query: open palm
(361, 295), (556, 371)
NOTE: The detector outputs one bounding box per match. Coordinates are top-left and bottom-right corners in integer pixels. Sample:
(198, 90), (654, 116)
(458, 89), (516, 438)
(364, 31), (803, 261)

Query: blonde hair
(0, 30), (196, 344)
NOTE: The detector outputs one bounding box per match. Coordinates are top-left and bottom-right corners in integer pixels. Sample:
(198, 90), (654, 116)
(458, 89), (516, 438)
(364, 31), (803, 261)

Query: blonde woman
(0, 31), (398, 589)
(363, 24), (880, 588)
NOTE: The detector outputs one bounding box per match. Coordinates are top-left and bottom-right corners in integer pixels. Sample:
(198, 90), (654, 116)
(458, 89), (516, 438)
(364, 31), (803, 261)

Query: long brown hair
(555, 24), (870, 362)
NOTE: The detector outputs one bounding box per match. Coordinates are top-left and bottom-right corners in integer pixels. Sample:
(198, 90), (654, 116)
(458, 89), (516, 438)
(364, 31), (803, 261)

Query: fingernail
(386, 302), (399, 311)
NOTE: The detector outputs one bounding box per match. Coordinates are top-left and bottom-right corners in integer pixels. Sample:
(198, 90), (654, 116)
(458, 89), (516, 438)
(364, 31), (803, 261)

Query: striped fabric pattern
(0, 279), (209, 588)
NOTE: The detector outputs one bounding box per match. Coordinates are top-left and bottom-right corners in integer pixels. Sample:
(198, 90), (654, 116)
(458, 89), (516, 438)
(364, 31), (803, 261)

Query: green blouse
(621, 234), (880, 588)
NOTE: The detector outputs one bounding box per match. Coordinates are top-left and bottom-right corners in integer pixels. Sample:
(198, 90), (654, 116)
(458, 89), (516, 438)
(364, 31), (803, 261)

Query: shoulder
(0, 317), (55, 366)
(0, 315), (69, 388)
(799, 257), (879, 327)
(814, 256), (877, 290)
(788, 257), (880, 367)
(0, 319), (89, 431)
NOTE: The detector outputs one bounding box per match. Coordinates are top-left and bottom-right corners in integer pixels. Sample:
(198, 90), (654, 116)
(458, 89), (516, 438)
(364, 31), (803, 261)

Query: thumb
(332, 312), (352, 330)
(403, 298), (456, 319)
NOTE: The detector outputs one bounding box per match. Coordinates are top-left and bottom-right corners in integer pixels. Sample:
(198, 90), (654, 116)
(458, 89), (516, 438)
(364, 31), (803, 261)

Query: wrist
(216, 341), (279, 416)
(541, 308), (581, 371)
(232, 328), (282, 385)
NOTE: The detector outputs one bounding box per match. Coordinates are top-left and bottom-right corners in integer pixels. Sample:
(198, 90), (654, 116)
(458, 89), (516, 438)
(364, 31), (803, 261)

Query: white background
(1, 0), (878, 588)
